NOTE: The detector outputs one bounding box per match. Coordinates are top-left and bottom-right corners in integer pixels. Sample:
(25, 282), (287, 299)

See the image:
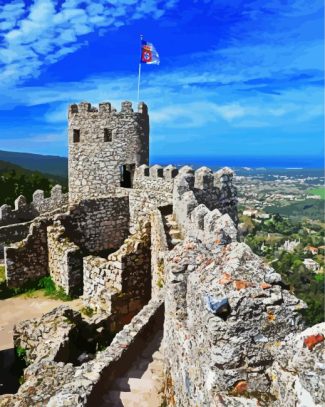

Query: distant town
(234, 168), (324, 326)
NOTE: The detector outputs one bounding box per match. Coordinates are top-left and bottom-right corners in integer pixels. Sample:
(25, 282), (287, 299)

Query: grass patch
(308, 188), (325, 200)
(0, 275), (73, 301)
(37, 276), (73, 301)
(0, 265), (5, 283)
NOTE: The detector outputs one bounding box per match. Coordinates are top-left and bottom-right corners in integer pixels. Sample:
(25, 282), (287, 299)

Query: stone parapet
(164, 239), (306, 406)
(68, 101), (148, 117)
(133, 164), (178, 193)
(0, 184), (68, 227)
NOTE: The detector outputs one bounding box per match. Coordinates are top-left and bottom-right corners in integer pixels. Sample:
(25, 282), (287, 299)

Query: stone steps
(100, 330), (164, 407)
(102, 389), (162, 407)
(110, 377), (160, 392)
(169, 229), (182, 239)
(163, 214), (183, 250)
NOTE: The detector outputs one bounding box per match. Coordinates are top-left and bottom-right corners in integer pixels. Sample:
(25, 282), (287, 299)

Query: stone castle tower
(68, 100), (149, 203)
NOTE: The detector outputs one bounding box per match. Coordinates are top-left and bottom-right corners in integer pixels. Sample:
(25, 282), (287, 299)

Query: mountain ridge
(0, 150), (68, 178)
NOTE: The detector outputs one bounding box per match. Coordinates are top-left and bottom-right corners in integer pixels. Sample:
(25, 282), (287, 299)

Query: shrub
(16, 346), (26, 361)
(81, 306), (94, 317)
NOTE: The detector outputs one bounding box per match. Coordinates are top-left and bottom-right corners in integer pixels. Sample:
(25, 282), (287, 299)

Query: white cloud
(0, 0), (177, 84)
(0, 0), (25, 31)
(0, 64), (322, 133)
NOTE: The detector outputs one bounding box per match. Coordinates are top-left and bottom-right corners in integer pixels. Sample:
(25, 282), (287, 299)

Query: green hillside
(308, 188), (325, 200)
(0, 150), (68, 178)
(265, 199), (324, 221)
(0, 159), (67, 206)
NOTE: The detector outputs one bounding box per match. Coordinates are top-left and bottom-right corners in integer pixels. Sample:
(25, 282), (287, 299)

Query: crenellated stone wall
(164, 239), (307, 406)
(47, 221), (83, 296)
(173, 166), (238, 245)
(68, 101), (149, 203)
(1, 98), (324, 407)
(32, 185), (68, 214)
(133, 164), (178, 193)
(0, 185), (68, 227)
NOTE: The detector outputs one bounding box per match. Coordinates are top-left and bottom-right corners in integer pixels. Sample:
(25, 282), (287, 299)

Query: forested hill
(0, 150), (68, 178)
(0, 159), (67, 206)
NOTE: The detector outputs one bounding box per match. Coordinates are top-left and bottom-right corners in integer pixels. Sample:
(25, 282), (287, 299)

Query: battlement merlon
(68, 101), (149, 118)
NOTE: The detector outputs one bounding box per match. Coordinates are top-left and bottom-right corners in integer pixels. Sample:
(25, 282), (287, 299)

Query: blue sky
(0, 0), (323, 166)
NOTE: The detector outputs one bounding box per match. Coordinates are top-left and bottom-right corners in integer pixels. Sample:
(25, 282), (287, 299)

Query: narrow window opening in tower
(120, 164), (135, 188)
(104, 128), (112, 142)
(73, 129), (80, 143)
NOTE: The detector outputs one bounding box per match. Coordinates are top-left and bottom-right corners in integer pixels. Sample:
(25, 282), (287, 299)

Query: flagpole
(137, 34), (143, 103)
(137, 63), (141, 103)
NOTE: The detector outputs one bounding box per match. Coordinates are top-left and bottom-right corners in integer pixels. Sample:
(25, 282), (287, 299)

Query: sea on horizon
(150, 155), (324, 170)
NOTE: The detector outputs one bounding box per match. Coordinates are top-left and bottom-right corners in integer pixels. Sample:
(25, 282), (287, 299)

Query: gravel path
(0, 294), (81, 351)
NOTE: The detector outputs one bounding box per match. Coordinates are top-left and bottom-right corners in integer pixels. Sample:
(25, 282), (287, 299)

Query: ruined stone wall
(0, 298), (163, 407)
(0, 185), (68, 227)
(68, 101), (149, 203)
(150, 209), (169, 298)
(2, 195), (129, 289)
(83, 220), (151, 321)
(61, 194), (130, 253)
(47, 221), (83, 296)
(163, 238), (307, 406)
(4, 217), (51, 287)
(13, 306), (83, 366)
(0, 221), (31, 258)
(173, 166), (238, 245)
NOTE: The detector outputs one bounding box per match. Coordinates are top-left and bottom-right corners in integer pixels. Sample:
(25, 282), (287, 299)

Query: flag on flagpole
(140, 40), (160, 65)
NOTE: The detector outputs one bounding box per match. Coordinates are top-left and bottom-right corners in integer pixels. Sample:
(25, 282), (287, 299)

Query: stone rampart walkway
(100, 330), (164, 407)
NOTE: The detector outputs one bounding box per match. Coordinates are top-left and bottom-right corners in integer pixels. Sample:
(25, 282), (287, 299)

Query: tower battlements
(68, 101), (148, 116)
(68, 100), (149, 203)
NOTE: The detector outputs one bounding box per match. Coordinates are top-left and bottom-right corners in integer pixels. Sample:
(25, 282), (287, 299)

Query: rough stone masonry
(0, 100), (323, 407)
